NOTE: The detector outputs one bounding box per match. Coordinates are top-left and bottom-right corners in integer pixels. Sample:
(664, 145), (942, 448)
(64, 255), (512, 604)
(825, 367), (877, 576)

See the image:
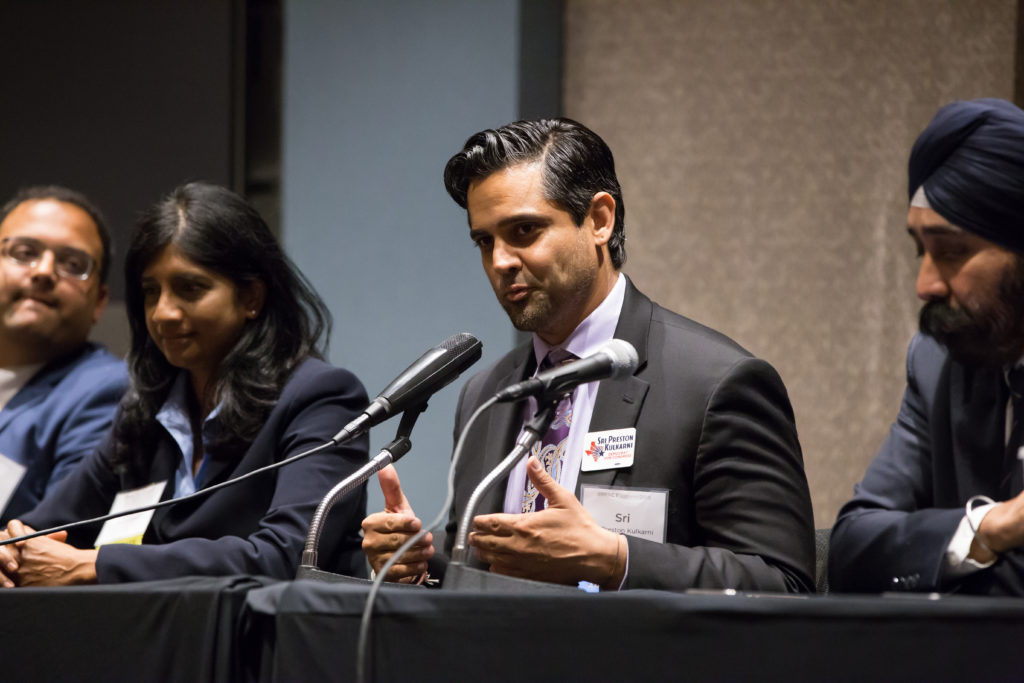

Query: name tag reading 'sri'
(581, 484), (668, 543)
(94, 481), (167, 547)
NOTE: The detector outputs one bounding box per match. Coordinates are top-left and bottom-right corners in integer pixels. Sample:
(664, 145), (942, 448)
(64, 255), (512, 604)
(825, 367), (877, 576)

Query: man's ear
(242, 279), (267, 319)
(91, 284), (109, 325)
(587, 192), (616, 247)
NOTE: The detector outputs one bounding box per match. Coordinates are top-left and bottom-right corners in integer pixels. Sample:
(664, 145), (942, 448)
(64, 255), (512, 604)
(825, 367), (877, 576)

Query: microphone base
(442, 562), (580, 594)
(296, 565), (374, 585)
(295, 565), (425, 589)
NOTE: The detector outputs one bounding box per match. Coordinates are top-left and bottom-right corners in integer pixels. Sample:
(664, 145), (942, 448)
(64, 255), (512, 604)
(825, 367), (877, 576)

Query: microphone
(494, 338), (638, 403)
(331, 333), (483, 443)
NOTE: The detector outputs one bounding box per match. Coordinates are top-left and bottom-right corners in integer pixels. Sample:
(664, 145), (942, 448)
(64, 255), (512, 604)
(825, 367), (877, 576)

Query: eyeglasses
(1, 237), (97, 280)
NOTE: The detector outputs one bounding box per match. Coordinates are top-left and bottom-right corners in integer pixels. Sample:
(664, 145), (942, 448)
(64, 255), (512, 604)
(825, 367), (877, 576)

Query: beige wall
(564, 0), (1017, 526)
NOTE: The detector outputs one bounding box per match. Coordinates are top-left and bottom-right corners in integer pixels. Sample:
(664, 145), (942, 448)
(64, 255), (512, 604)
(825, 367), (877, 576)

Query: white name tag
(94, 481), (167, 547)
(581, 484), (668, 543)
(580, 427), (636, 471)
(0, 453), (26, 516)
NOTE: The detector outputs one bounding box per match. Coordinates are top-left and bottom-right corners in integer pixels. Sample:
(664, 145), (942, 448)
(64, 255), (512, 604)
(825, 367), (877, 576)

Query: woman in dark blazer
(0, 182), (369, 585)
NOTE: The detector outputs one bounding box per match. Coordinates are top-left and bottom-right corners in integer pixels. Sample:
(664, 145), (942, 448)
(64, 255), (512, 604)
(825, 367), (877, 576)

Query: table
(241, 580), (1024, 682)
(2, 576), (1023, 682)
(0, 575), (270, 683)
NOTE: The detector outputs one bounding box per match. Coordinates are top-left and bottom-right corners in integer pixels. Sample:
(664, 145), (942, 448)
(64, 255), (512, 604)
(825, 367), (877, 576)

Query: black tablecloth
(0, 575), (272, 683)
(242, 580), (1024, 682)
(2, 575), (1023, 682)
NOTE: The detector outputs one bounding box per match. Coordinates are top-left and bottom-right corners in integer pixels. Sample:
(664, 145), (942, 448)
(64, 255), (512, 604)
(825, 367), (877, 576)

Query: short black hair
(0, 185), (113, 284)
(443, 118), (626, 268)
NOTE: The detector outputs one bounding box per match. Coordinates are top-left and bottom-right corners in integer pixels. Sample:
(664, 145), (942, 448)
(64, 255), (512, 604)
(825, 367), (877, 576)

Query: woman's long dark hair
(111, 182), (331, 471)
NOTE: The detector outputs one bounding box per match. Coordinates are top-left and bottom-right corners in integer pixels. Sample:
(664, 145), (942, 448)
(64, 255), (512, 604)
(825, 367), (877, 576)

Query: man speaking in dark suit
(830, 99), (1024, 595)
(363, 118), (814, 592)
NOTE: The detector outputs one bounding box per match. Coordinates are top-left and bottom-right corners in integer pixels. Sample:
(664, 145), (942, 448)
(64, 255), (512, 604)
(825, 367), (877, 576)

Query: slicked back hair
(443, 118), (626, 268)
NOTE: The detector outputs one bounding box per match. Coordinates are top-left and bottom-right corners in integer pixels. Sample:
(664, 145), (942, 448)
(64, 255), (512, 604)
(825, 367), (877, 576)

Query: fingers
(377, 465), (414, 515)
(471, 513), (517, 536)
(524, 456), (574, 508)
(0, 520), (33, 587)
(362, 510), (424, 537)
(361, 509), (434, 578)
(365, 542), (434, 580)
(6, 519), (30, 545)
(0, 545), (17, 587)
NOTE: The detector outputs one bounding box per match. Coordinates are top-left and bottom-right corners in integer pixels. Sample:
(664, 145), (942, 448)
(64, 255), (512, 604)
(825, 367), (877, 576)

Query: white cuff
(945, 503), (998, 576)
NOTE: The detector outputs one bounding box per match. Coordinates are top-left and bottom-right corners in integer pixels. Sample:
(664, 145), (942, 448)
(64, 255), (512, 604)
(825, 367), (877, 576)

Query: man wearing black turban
(831, 98), (1024, 595)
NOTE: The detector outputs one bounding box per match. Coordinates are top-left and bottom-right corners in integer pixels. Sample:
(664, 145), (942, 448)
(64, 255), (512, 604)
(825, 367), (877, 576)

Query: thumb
(47, 530), (68, 543)
(525, 456), (576, 509)
(377, 464), (414, 515)
(7, 520), (31, 545)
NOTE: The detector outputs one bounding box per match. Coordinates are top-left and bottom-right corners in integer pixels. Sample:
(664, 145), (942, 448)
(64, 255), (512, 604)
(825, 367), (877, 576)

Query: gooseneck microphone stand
(444, 394), (579, 593)
(296, 404), (427, 581)
(449, 395), (561, 564)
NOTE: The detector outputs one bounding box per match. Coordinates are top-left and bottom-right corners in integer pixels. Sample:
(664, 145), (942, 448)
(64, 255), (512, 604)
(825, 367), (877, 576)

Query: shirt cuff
(945, 503), (998, 576)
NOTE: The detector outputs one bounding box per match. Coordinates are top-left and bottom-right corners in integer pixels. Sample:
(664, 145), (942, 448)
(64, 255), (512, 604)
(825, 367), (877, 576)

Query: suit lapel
(949, 362), (1006, 499)
(577, 278), (652, 493)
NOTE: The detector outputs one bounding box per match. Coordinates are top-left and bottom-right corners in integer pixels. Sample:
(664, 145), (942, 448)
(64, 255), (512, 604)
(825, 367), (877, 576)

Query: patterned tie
(1003, 365), (1024, 498)
(521, 348), (577, 513)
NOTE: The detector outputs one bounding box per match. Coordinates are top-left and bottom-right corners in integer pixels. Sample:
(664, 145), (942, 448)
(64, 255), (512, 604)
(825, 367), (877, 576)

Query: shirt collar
(0, 362), (44, 411)
(532, 272), (626, 366)
(156, 373), (223, 445)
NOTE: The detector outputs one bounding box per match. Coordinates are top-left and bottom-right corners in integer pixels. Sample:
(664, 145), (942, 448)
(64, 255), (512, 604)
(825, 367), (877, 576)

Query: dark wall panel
(0, 0), (239, 299)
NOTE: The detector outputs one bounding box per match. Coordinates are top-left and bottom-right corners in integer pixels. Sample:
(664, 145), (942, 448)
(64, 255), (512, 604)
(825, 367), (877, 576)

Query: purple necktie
(522, 348), (577, 513)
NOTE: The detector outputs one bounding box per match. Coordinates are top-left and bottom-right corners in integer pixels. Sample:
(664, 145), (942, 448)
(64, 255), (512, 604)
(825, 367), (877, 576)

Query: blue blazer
(21, 357), (369, 582)
(0, 342), (126, 523)
(831, 333), (1024, 595)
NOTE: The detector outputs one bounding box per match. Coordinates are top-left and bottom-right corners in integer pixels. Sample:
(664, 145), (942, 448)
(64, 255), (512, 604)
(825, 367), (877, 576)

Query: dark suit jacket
(830, 333), (1024, 595)
(0, 343), (127, 523)
(21, 358), (369, 583)
(445, 279), (815, 592)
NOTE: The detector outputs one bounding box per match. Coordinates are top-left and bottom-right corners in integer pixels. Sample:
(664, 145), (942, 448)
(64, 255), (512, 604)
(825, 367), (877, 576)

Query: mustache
(918, 300), (975, 337)
(11, 288), (57, 307)
(919, 297), (1024, 368)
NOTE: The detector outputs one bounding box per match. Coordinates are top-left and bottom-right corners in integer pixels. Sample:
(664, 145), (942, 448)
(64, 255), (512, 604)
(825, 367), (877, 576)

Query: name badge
(0, 454), (26, 517)
(581, 427), (636, 471)
(94, 481), (167, 547)
(581, 484), (668, 543)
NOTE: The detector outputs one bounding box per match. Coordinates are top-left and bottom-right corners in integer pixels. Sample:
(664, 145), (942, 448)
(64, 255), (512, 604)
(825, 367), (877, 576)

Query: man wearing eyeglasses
(0, 186), (127, 523)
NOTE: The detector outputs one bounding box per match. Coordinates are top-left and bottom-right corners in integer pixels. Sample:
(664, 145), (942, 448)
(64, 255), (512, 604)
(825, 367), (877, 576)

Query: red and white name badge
(581, 427), (636, 471)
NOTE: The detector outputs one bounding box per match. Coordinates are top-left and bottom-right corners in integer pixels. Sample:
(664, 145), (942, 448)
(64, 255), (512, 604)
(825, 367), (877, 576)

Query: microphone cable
(0, 436), (351, 547)
(355, 394), (498, 683)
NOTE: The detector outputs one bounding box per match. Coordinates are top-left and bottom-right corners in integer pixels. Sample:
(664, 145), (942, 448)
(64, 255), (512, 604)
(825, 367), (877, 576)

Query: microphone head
(600, 339), (639, 379)
(375, 332), (483, 412)
(440, 332), (481, 356)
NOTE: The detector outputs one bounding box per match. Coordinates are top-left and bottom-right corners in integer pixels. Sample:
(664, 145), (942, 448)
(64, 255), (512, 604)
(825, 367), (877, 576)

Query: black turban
(908, 97), (1024, 254)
